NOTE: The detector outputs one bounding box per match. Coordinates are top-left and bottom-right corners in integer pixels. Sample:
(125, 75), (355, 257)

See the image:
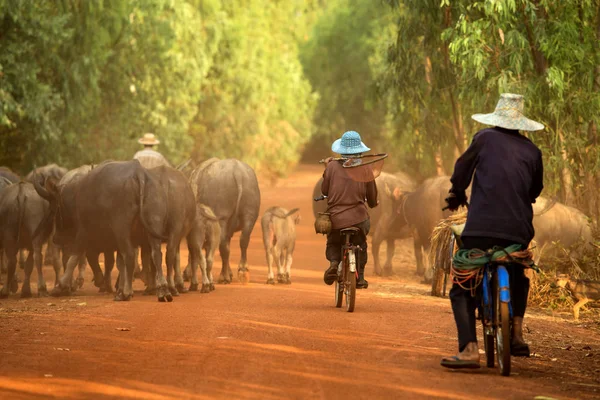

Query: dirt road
(0, 165), (599, 400)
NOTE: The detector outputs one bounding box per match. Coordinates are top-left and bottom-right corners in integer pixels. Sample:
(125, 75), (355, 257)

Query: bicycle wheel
(334, 279), (343, 308)
(483, 324), (495, 368)
(334, 261), (343, 308)
(495, 278), (511, 376)
(345, 252), (356, 312)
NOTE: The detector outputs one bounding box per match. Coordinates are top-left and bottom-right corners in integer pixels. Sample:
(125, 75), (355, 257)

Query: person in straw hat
(133, 133), (171, 169)
(321, 131), (378, 289)
(441, 93), (544, 369)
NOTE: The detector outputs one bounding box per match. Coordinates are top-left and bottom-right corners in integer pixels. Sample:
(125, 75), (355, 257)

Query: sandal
(440, 356), (481, 369)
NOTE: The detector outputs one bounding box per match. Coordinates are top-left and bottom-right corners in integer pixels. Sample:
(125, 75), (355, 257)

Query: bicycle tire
(483, 325), (495, 368)
(334, 279), (343, 308)
(345, 253), (356, 312)
(495, 278), (511, 376)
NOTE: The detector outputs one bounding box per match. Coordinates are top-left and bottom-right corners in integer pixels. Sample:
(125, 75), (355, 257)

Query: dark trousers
(450, 236), (530, 352)
(326, 219), (370, 271)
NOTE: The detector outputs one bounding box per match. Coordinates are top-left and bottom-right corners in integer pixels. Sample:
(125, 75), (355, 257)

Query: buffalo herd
(0, 160), (593, 302)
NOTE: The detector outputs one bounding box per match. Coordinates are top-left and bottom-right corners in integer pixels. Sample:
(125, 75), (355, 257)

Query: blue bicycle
(450, 228), (516, 376)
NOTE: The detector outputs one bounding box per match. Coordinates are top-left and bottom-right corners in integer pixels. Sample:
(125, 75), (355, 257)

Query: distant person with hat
(441, 93), (544, 369)
(133, 133), (171, 169)
(321, 131), (378, 289)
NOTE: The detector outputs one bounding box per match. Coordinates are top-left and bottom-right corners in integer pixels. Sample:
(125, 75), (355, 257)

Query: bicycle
(314, 195), (361, 312)
(450, 229), (514, 377)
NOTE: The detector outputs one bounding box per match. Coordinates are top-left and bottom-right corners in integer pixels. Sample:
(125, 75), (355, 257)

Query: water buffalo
(187, 204), (221, 293)
(312, 171), (417, 276)
(25, 164), (68, 183)
(0, 182), (54, 297)
(40, 160), (169, 301)
(55, 165), (95, 290)
(189, 158), (260, 284)
(0, 167), (20, 183)
(0, 177), (16, 286)
(532, 197), (593, 266)
(261, 207), (300, 285)
(140, 165), (195, 296)
(392, 176), (469, 281)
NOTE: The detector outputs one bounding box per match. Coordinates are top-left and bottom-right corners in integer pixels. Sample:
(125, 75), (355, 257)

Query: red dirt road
(0, 165), (599, 400)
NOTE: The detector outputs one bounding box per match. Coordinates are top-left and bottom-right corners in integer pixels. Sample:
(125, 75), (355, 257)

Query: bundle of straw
(429, 211), (467, 297)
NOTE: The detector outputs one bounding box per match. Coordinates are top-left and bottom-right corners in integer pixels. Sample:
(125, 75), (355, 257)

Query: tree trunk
(558, 130), (575, 205)
(434, 146), (446, 176)
(441, 6), (467, 156)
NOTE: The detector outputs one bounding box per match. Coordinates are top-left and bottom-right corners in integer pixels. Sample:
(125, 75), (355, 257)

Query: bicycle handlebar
(314, 195), (327, 202)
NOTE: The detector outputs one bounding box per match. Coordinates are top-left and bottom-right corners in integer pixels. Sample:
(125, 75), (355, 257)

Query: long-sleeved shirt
(133, 148), (171, 169)
(321, 160), (378, 229)
(450, 127), (543, 246)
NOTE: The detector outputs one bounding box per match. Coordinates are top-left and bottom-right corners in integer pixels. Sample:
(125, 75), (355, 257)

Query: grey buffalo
(532, 197), (593, 266)
(0, 182), (54, 297)
(391, 176), (469, 281)
(187, 204), (221, 293)
(261, 207), (300, 285)
(189, 158), (260, 284)
(141, 165), (196, 296)
(39, 160), (169, 301)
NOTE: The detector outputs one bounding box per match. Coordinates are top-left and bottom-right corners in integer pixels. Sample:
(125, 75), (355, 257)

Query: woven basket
(314, 213), (332, 235)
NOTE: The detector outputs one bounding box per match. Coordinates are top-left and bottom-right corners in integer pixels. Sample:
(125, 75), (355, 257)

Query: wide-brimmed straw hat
(138, 133), (160, 145)
(472, 93), (544, 131)
(331, 131), (370, 155)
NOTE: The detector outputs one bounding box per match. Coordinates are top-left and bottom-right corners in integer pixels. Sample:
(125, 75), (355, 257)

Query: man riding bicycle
(441, 93), (544, 369)
(322, 131), (378, 289)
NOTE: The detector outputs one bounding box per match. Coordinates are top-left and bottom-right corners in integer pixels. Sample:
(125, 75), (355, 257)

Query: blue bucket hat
(331, 131), (370, 155)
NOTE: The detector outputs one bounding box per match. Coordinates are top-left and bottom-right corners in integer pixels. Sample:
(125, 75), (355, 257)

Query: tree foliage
(0, 0), (314, 178)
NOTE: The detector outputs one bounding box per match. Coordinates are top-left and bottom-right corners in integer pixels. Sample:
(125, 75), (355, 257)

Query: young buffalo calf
(187, 204), (221, 293)
(261, 207), (300, 285)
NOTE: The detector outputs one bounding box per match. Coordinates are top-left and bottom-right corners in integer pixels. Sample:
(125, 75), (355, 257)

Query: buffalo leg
(383, 238), (396, 276)
(114, 244), (135, 301)
(413, 231), (425, 276)
(85, 252), (104, 290)
(265, 245), (275, 285)
(0, 247), (18, 298)
(52, 247), (64, 288)
(422, 243), (433, 283)
(101, 251), (115, 293)
(238, 221), (253, 276)
(182, 252), (192, 282)
(217, 228), (233, 284)
(75, 257), (87, 289)
(284, 250), (292, 284)
(174, 249), (186, 293)
(133, 247), (142, 281)
(166, 239), (179, 296)
(52, 254), (82, 296)
(206, 246), (216, 291)
(276, 247), (285, 284)
(188, 241), (200, 292)
(21, 250), (35, 298)
(371, 223), (385, 276)
(149, 237), (171, 302)
(33, 244), (48, 296)
(141, 245), (156, 295)
(199, 247), (211, 293)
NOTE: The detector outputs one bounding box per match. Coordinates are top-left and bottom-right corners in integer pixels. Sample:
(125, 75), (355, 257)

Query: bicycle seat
(340, 227), (361, 235)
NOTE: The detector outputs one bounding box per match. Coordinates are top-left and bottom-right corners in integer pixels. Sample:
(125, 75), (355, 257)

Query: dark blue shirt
(450, 127), (544, 246)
